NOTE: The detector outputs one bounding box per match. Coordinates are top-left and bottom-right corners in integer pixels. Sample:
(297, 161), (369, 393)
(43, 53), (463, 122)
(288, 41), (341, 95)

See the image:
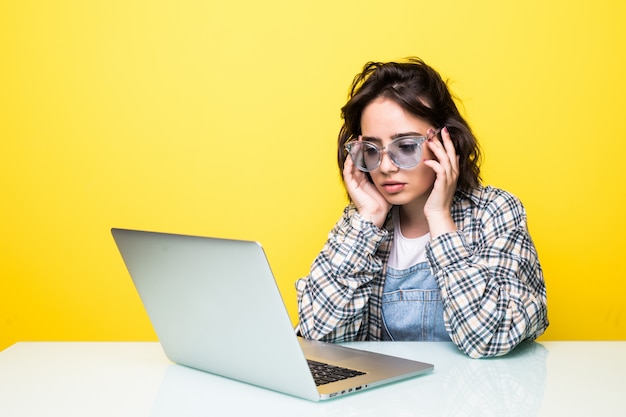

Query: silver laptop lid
(111, 228), (320, 401)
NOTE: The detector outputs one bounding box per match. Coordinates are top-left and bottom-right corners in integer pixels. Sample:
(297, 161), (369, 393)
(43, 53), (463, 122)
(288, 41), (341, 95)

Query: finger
(424, 149), (458, 183)
(427, 128), (457, 176)
(426, 135), (451, 169)
(343, 155), (357, 184)
(343, 154), (368, 189)
(440, 127), (459, 171)
(422, 159), (444, 177)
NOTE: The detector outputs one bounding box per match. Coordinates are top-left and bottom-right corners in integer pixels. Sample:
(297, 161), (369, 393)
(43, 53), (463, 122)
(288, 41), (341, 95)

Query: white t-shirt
(388, 206), (430, 270)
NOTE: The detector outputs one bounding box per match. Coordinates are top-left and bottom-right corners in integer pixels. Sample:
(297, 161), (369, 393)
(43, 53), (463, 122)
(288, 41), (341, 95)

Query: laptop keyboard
(307, 360), (366, 386)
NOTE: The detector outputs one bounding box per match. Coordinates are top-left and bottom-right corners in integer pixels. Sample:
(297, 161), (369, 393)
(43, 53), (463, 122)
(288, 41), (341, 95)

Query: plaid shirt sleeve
(295, 204), (389, 342)
(427, 186), (549, 358)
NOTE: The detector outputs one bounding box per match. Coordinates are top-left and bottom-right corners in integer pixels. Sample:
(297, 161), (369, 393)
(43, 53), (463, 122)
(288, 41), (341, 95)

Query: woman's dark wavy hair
(338, 57), (482, 191)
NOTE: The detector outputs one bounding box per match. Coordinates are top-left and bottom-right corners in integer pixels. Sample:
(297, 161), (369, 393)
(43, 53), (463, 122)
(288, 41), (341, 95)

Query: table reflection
(149, 341), (547, 417)
(441, 341), (547, 416)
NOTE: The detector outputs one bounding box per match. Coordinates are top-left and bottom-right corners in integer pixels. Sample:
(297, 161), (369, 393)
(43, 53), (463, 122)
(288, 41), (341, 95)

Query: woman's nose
(378, 149), (399, 173)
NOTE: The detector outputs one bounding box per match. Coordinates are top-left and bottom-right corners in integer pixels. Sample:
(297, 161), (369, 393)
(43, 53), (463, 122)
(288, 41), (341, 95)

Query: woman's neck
(398, 204), (429, 238)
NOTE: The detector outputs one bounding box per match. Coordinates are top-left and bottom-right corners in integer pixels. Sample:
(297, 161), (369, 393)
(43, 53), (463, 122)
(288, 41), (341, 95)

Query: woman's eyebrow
(361, 131), (424, 142)
(393, 131), (425, 139)
(360, 135), (381, 143)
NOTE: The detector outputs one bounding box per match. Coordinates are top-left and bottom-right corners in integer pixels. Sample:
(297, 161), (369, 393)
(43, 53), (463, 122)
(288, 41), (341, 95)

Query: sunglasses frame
(345, 128), (441, 172)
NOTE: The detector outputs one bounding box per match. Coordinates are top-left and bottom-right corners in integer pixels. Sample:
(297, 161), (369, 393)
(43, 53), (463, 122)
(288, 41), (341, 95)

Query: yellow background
(1, 0), (625, 351)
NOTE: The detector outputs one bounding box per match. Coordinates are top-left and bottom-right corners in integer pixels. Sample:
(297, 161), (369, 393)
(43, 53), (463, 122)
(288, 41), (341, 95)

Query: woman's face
(360, 97), (437, 208)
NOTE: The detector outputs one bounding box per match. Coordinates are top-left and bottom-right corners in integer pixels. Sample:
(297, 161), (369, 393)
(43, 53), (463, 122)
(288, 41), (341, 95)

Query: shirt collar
(455, 185), (484, 206)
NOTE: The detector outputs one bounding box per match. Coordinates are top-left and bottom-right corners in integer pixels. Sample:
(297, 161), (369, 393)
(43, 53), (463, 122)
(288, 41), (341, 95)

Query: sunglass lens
(348, 143), (379, 172)
(389, 138), (422, 168)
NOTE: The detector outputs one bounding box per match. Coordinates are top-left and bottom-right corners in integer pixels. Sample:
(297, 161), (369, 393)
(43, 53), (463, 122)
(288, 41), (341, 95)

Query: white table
(0, 341), (624, 416)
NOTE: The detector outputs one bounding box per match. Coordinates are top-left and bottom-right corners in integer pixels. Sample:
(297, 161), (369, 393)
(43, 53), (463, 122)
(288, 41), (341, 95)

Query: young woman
(296, 58), (548, 358)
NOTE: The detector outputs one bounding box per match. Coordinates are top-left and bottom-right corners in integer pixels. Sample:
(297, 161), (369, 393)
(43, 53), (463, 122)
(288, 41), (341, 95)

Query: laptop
(111, 228), (433, 401)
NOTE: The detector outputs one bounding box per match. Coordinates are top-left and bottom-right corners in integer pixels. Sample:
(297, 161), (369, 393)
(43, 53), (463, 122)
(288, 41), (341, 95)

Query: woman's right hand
(343, 155), (391, 228)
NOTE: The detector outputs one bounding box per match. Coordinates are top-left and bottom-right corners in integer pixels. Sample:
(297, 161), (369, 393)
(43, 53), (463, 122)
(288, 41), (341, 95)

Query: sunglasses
(345, 128), (441, 172)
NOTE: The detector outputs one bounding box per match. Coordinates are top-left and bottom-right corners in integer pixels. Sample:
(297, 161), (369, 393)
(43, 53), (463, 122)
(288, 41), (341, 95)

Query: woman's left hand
(423, 126), (459, 237)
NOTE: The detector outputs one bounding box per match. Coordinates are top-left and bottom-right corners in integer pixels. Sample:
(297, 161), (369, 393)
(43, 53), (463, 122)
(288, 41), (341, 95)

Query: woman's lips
(381, 182), (406, 193)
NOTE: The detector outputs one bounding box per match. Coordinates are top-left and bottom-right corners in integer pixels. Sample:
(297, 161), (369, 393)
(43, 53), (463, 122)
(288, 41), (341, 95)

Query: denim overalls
(381, 261), (451, 341)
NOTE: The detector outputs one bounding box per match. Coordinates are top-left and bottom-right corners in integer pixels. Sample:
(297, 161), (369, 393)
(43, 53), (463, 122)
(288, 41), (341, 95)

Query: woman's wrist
(357, 208), (389, 229)
(426, 212), (457, 238)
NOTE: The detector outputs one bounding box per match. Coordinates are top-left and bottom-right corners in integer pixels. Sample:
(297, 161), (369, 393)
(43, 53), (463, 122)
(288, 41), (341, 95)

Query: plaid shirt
(296, 185), (549, 358)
